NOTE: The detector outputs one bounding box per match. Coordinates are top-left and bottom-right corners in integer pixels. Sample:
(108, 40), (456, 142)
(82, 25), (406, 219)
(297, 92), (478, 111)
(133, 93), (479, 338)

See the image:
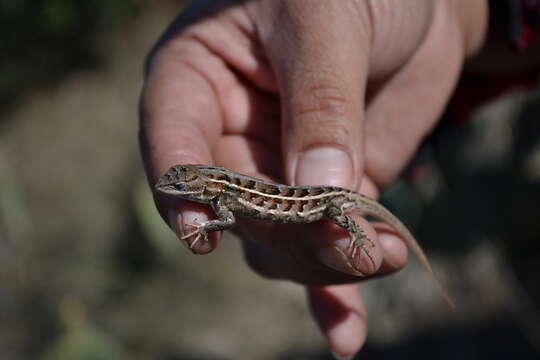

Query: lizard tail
(352, 194), (456, 309)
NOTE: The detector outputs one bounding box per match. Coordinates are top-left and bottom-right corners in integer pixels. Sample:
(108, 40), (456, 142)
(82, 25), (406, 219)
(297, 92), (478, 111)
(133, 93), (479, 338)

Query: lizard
(155, 164), (455, 308)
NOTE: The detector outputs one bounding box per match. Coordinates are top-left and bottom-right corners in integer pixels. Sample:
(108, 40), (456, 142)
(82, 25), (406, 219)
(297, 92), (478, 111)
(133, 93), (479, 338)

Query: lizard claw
(349, 240), (376, 273)
(181, 219), (209, 249)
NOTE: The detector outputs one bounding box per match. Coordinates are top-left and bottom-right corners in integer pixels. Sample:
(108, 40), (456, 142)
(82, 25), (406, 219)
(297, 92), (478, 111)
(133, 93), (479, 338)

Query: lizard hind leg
(324, 205), (376, 272)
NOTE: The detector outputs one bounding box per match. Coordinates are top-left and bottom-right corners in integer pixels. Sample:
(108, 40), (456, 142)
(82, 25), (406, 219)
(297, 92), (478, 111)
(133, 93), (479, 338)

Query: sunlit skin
(140, 1), (487, 357)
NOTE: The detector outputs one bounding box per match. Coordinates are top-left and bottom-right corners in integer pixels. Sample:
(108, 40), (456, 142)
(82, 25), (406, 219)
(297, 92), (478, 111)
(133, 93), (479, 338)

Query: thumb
(254, 1), (373, 357)
(256, 0), (380, 273)
(256, 1), (370, 189)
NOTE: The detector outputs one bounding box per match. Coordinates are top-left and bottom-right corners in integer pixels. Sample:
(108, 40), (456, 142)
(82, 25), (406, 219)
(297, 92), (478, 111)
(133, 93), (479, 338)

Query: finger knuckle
(293, 83), (350, 119)
(288, 84), (355, 144)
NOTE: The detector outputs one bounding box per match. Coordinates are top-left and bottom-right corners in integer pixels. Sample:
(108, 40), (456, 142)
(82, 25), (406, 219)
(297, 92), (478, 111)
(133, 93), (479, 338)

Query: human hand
(139, 0), (486, 357)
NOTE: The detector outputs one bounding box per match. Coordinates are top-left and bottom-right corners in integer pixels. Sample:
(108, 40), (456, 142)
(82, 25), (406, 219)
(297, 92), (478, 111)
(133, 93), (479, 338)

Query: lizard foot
(347, 235), (375, 250)
(181, 219), (209, 249)
(350, 241), (376, 273)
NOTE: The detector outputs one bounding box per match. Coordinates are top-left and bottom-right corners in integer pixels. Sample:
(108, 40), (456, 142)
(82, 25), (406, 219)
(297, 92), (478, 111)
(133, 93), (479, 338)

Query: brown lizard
(155, 164), (454, 308)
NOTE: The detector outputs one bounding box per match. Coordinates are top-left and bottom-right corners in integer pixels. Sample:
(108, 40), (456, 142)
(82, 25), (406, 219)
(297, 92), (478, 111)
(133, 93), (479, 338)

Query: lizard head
(155, 164), (207, 201)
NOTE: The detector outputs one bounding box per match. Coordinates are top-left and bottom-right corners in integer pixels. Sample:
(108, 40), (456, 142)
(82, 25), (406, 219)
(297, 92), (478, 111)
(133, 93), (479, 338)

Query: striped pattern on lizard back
(198, 167), (352, 223)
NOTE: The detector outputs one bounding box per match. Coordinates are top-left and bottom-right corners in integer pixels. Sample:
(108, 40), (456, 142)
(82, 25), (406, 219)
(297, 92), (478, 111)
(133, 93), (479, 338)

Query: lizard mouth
(154, 183), (175, 194)
(154, 184), (200, 197)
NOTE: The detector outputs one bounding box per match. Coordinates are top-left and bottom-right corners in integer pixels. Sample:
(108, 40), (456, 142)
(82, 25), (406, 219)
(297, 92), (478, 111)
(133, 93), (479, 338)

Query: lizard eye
(173, 182), (186, 190)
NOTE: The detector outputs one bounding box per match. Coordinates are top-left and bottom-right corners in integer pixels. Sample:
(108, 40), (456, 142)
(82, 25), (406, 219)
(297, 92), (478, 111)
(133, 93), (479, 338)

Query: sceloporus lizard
(155, 164), (454, 308)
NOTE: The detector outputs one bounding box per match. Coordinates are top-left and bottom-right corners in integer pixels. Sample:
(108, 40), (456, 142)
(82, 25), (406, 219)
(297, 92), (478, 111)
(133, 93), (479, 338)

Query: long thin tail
(354, 194), (455, 309)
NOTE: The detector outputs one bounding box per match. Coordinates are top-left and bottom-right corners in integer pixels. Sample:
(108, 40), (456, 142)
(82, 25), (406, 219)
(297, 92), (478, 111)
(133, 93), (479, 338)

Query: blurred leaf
(0, 0), (139, 112)
(42, 296), (127, 360)
(42, 326), (127, 360)
(43, 0), (77, 33)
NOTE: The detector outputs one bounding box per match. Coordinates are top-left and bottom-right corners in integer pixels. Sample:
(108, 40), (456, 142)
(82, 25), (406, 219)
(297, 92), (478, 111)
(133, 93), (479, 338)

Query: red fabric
(515, 0), (540, 51)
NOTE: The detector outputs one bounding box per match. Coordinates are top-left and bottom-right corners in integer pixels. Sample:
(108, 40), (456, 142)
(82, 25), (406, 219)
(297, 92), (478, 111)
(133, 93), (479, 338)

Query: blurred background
(1, 0), (539, 359)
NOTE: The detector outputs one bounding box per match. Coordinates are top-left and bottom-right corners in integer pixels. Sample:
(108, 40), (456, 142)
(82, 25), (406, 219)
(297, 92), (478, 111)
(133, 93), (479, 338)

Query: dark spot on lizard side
(308, 188), (326, 196)
(265, 200), (279, 210)
(299, 200), (313, 212)
(241, 179), (257, 189)
(251, 196), (265, 205)
(280, 200), (293, 212)
(265, 186), (281, 195)
(280, 187), (295, 197)
(214, 172), (231, 182)
(294, 188), (310, 197)
(230, 177), (242, 186)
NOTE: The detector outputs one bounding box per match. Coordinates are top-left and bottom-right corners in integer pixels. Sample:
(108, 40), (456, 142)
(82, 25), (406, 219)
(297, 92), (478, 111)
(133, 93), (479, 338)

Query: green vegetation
(0, 0), (138, 111)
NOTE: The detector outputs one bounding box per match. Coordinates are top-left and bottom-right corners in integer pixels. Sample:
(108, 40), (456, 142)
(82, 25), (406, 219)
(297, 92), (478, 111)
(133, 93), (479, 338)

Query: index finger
(140, 32), (226, 252)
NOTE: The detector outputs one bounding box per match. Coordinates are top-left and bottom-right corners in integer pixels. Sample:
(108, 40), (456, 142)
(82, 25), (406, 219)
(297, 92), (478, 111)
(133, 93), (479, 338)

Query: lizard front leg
(182, 197), (236, 249)
(324, 204), (375, 271)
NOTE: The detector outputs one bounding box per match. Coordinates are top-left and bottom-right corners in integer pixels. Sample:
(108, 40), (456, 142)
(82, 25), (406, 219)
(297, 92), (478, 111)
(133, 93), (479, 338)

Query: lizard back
(199, 167), (351, 223)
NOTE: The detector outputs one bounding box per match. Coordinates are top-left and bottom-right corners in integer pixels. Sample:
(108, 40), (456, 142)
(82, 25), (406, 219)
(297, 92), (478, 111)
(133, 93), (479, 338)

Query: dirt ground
(1, 1), (539, 359)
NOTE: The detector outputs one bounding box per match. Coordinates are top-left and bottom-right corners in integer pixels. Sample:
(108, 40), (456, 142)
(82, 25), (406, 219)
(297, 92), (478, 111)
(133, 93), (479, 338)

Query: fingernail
(328, 312), (362, 360)
(319, 245), (365, 277)
(295, 147), (353, 186)
(379, 233), (404, 268)
(331, 351), (355, 360)
(168, 209), (188, 249)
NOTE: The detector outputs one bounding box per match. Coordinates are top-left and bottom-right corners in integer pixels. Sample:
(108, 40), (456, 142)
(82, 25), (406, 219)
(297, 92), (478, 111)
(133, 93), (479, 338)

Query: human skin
(139, 0), (487, 357)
